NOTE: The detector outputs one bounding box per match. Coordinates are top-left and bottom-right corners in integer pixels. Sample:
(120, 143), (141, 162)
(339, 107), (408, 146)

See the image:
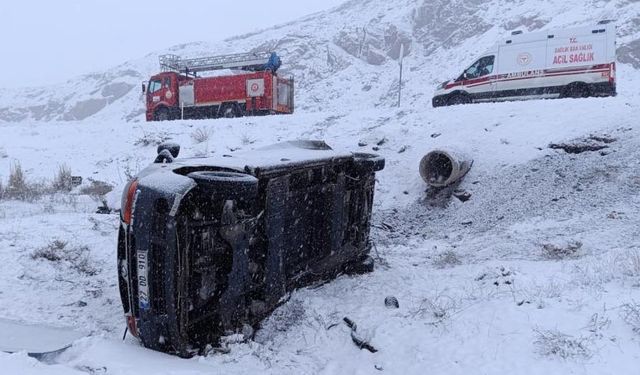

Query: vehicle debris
(384, 296), (399, 308)
(343, 317), (378, 353)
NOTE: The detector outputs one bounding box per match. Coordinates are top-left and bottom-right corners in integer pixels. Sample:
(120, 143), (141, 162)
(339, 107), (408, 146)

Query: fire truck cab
(145, 52), (294, 121)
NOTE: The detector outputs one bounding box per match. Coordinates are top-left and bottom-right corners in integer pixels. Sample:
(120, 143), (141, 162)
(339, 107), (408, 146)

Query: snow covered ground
(1, 0), (640, 373)
(1, 76), (640, 373)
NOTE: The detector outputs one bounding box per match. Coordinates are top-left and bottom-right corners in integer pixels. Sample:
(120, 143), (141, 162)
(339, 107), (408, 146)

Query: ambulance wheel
(447, 94), (471, 106)
(154, 107), (171, 121)
(562, 83), (590, 99)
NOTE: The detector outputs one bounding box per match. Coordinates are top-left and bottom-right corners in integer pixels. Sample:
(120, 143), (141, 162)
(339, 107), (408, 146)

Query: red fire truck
(144, 52), (294, 121)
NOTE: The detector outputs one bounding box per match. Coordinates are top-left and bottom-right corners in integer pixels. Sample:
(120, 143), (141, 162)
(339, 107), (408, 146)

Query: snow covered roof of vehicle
(131, 140), (374, 215)
(135, 140), (357, 192)
(174, 140), (352, 173)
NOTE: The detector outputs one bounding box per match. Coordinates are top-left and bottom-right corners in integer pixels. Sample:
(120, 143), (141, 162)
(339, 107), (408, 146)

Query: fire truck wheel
(561, 82), (591, 99)
(221, 104), (239, 118)
(154, 107), (171, 121)
(447, 94), (471, 106)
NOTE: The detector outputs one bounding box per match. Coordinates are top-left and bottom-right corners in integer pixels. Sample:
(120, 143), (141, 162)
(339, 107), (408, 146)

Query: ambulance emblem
(517, 52), (532, 66)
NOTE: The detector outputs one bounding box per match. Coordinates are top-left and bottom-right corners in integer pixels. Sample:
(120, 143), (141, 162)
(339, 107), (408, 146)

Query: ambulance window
(148, 79), (162, 94)
(465, 56), (495, 79)
(481, 56), (495, 75)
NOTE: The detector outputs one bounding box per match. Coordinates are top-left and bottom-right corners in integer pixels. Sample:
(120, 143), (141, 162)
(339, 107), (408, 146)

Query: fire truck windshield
(148, 79), (162, 94)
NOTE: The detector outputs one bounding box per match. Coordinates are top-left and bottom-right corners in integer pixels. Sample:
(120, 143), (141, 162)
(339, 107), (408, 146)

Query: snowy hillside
(1, 0), (640, 374)
(0, 0), (639, 123)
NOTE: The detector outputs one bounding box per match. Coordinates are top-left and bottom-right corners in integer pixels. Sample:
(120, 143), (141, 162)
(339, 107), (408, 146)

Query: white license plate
(137, 250), (150, 310)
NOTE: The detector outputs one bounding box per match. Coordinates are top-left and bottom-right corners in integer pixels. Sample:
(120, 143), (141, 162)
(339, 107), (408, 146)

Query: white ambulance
(432, 21), (617, 107)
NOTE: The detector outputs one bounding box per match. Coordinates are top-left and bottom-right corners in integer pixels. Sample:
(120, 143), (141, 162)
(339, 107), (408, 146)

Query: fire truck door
(147, 78), (164, 105)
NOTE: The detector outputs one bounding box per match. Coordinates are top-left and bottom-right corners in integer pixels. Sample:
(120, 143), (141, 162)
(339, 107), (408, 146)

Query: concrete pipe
(419, 149), (473, 188)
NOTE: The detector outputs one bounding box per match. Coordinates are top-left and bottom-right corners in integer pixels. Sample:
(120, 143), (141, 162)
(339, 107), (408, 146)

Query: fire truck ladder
(159, 51), (281, 76)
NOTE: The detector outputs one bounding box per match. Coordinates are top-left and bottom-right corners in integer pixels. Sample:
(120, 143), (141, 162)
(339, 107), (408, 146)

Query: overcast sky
(0, 1), (345, 88)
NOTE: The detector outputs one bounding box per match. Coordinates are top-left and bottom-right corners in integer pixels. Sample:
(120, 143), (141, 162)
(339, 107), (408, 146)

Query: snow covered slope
(1, 85), (640, 373)
(0, 0), (639, 123)
(1, 1), (640, 374)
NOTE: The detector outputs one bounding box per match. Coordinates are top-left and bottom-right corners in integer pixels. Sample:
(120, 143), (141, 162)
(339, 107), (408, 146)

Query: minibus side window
(463, 56), (495, 80)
